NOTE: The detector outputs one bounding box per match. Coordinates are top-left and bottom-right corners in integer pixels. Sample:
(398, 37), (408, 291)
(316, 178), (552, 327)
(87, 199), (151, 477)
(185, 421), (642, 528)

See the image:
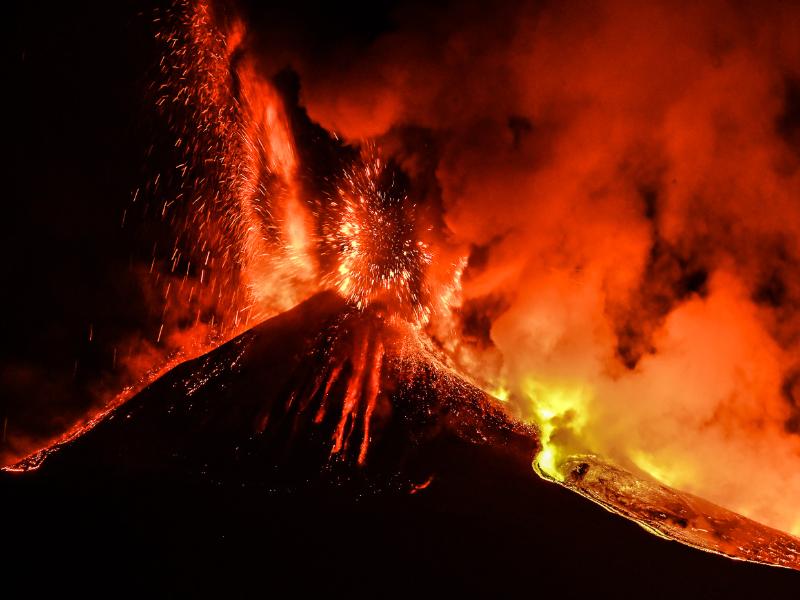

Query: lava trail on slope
(6, 291), (532, 482)
(2, 291), (798, 596)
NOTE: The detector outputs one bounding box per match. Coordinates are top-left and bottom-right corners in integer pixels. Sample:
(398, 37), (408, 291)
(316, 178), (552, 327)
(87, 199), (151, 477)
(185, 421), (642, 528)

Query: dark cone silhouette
(3, 292), (797, 597)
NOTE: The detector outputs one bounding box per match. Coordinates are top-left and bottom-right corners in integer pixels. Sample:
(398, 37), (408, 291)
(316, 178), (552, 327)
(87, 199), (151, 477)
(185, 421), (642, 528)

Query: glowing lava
(6, 0), (800, 574)
(321, 148), (433, 323)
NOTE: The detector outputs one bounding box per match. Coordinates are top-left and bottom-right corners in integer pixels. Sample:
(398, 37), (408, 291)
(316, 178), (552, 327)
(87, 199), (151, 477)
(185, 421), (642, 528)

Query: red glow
(6, 0), (800, 564)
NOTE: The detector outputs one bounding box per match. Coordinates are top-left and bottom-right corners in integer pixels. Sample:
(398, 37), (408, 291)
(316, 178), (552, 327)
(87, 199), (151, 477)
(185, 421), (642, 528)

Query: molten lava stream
(7, 0), (800, 579)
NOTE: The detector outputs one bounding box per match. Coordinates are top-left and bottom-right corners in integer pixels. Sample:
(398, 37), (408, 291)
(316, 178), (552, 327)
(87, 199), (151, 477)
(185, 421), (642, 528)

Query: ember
(6, 0), (800, 589)
(320, 147), (433, 322)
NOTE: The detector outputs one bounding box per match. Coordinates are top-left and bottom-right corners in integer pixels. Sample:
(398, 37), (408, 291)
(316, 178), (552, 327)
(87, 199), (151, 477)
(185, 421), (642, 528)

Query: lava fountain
(5, 0), (800, 577)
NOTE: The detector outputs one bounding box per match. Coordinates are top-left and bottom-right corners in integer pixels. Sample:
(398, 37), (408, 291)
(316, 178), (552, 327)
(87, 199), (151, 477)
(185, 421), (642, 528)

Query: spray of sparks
(134, 2), (451, 466)
(6, 0), (800, 574)
(321, 149), (433, 323)
(143, 0), (323, 361)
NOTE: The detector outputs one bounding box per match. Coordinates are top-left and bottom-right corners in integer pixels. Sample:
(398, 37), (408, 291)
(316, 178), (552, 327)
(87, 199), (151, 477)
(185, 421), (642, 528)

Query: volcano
(3, 292), (798, 597)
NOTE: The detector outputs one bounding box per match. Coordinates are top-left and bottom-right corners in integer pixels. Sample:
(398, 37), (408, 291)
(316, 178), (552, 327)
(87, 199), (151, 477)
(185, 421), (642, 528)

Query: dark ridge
(3, 291), (797, 597)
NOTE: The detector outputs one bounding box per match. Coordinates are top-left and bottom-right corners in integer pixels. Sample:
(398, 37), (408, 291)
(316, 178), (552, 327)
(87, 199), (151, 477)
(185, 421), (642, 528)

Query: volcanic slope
(3, 291), (797, 597)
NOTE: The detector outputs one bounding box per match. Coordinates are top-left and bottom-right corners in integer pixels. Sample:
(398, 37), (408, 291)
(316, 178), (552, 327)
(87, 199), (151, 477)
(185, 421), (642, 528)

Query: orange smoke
(10, 0), (800, 539)
(283, 0), (800, 534)
(1, 0), (309, 466)
(137, 1), (323, 359)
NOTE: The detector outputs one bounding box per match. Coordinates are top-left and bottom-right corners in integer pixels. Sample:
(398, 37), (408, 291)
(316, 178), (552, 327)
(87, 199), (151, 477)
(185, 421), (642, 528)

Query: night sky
(5, 0), (403, 461)
(7, 0), (800, 537)
(7, 2), (157, 457)
(5, 1), (800, 594)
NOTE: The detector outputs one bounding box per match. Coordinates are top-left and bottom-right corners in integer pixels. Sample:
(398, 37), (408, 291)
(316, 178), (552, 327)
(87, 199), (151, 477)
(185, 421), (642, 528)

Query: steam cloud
(244, 0), (800, 533)
(8, 0), (799, 537)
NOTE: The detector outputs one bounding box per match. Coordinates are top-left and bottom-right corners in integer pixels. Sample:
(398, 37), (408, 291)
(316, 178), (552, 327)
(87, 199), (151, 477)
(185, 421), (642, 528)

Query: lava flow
(6, 0), (800, 579)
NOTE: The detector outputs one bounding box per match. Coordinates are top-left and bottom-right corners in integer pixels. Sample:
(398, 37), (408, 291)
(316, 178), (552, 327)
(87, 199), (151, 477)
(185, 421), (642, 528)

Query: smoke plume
(243, 0), (800, 533)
